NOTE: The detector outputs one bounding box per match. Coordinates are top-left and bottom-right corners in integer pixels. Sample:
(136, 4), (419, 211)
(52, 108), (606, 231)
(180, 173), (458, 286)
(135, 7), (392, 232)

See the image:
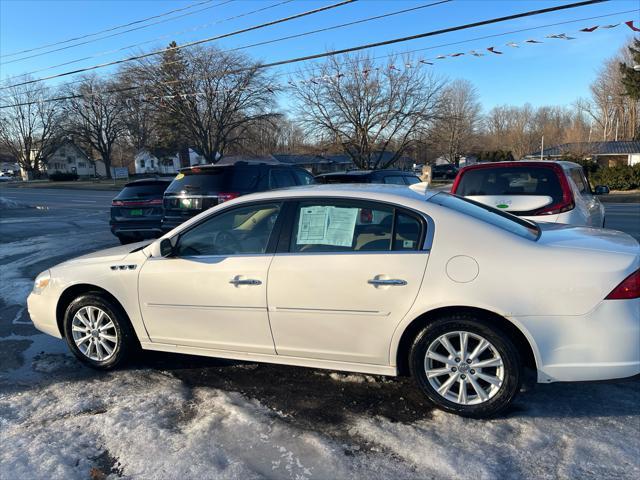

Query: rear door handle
(229, 277), (262, 286)
(367, 278), (407, 286)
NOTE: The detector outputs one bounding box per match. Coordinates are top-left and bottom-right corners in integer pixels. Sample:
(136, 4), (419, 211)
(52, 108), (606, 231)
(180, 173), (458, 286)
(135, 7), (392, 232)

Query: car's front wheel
(63, 293), (137, 370)
(409, 315), (521, 418)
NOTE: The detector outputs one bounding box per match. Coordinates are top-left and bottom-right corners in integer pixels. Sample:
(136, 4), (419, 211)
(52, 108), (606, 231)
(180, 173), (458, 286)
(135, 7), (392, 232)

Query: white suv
(451, 161), (608, 227)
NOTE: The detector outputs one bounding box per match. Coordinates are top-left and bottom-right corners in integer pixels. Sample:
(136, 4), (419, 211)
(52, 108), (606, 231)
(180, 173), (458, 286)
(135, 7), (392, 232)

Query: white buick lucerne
(28, 184), (640, 417)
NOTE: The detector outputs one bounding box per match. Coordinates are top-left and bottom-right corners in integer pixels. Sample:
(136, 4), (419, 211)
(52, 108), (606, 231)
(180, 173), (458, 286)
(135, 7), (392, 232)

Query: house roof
(529, 141), (640, 157)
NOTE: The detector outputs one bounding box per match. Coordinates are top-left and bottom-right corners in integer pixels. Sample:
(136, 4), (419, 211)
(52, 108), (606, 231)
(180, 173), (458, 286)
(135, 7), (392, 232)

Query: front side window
(569, 168), (588, 194)
(176, 203), (281, 256)
(293, 169), (314, 185)
(291, 201), (423, 253)
(383, 175), (407, 185)
(270, 169), (296, 188)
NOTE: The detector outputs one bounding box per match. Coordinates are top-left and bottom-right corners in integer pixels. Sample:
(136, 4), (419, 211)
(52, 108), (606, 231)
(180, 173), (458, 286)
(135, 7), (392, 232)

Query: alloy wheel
(71, 306), (119, 362)
(424, 330), (504, 405)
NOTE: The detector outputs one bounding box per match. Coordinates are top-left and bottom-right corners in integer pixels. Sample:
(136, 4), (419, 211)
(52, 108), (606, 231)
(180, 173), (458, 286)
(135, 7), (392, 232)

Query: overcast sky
(1, 0), (638, 111)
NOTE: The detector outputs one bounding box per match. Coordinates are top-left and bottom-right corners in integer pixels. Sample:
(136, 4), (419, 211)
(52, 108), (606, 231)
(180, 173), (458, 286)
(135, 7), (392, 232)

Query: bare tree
(290, 53), (443, 169)
(427, 79), (481, 164)
(0, 79), (62, 178)
(62, 76), (128, 179)
(137, 44), (279, 162)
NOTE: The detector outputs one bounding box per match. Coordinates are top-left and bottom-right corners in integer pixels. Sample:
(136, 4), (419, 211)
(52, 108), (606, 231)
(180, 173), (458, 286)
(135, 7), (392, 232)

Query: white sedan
(27, 184), (640, 417)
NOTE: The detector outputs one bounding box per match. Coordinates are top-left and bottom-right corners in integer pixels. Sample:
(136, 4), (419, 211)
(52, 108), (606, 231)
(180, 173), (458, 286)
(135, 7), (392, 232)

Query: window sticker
(297, 206), (358, 247)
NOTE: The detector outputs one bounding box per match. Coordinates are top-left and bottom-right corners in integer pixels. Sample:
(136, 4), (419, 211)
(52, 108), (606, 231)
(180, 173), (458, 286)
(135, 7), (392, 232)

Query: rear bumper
(110, 220), (163, 238)
(515, 299), (640, 382)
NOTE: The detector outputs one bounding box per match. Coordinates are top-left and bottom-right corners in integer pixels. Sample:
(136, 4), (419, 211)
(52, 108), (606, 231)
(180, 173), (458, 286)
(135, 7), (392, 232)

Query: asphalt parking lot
(1, 187), (639, 479)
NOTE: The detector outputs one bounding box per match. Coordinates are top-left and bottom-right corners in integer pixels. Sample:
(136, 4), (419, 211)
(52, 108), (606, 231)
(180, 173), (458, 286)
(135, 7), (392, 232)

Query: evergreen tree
(619, 39), (640, 101)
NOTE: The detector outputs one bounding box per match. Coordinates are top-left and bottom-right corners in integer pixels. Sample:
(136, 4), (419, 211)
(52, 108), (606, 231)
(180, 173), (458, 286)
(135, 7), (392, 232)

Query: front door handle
(229, 277), (262, 286)
(367, 278), (407, 286)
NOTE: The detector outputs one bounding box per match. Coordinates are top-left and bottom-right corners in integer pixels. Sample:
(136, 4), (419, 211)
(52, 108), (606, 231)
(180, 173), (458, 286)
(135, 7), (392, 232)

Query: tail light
(605, 269), (640, 300)
(217, 192), (239, 203)
(112, 200), (124, 206)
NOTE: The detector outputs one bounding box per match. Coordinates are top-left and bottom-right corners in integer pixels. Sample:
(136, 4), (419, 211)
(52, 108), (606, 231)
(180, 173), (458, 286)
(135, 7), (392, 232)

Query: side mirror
(160, 238), (176, 257)
(594, 185), (610, 195)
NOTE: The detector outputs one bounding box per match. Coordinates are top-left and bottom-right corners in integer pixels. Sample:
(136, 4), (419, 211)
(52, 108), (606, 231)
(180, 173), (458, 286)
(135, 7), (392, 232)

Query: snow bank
(0, 197), (20, 209)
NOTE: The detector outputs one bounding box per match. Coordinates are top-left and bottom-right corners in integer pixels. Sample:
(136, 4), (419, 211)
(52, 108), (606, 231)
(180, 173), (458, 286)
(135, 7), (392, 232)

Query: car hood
(57, 241), (150, 266)
(538, 223), (640, 256)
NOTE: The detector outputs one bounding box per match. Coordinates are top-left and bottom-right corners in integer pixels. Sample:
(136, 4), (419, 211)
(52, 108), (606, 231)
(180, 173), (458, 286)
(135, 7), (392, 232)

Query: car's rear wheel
(63, 293), (137, 370)
(409, 315), (521, 418)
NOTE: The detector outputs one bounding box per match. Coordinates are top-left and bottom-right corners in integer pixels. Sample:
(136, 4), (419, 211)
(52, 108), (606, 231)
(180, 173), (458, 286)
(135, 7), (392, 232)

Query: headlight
(33, 270), (51, 294)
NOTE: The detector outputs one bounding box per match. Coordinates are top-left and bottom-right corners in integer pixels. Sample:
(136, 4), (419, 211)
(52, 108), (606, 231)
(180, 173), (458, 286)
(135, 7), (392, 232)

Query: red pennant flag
(487, 47), (503, 54)
(626, 20), (640, 32)
(450, 53), (464, 57)
(580, 26), (598, 32)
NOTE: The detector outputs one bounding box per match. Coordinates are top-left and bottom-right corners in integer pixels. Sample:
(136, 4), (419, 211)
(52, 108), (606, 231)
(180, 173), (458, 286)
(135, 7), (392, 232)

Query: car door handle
(229, 277), (262, 286)
(367, 278), (407, 286)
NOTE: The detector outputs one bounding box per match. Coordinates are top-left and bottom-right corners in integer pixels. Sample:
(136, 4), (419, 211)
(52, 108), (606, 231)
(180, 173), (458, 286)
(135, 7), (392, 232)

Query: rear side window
(115, 183), (168, 199)
(430, 193), (540, 241)
(165, 167), (263, 195)
(290, 200), (423, 253)
(456, 167), (564, 204)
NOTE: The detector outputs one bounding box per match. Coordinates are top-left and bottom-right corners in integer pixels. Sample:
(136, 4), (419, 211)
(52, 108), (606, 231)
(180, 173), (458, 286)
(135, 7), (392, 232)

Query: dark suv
(431, 164), (458, 180)
(314, 169), (420, 185)
(110, 179), (172, 244)
(162, 162), (314, 232)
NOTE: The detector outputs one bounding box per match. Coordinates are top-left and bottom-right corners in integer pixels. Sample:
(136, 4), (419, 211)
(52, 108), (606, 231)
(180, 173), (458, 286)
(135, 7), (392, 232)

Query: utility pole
(540, 135), (544, 161)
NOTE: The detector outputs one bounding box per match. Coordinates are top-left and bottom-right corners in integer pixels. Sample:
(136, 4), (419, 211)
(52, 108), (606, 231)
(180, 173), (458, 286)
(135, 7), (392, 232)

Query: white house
(134, 149), (209, 175)
(46, 140), (106, 177)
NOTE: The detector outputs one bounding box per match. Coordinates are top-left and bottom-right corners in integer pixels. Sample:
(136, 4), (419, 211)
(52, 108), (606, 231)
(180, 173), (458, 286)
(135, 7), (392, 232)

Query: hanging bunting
(626, 20), (640, 32)
(469, 50), (484, 56)
(450, 52), (465, 57)
(419, 60), (434, 65)
(546, 33), (575, 40)
(580, 26), (598, 32)
(600, 23), (619, 29)
(525, 39), (543, 43)
(506, 42), (519, 48)
(405, 62), (413, 68)
(487, 47), (503, 54)
(436, 55), (446, 59)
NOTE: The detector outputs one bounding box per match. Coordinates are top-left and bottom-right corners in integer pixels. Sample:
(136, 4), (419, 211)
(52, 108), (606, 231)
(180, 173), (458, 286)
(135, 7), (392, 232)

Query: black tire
(63, 293), (138, 370)
(409, 314), (521, 418)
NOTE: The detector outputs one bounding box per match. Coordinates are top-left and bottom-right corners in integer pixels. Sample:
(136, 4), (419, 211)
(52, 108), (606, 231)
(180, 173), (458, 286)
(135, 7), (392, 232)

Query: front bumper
(516, 298), (640, 383)
(27, 290), (62, 338)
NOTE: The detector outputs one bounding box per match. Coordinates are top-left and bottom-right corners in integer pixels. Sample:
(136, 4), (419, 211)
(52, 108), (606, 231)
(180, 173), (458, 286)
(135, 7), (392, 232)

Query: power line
(1, 0), (235, 65)
(0, 0), (613, 108)
(2, 0), (295, 81)
(0, 0), (217, 59)
(0, 0), (358, 90)
(256, 0), (610, 71)
(7, 0), (449, 83)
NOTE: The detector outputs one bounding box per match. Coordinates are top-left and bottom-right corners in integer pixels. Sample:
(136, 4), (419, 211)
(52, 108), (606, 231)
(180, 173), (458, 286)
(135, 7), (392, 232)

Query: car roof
(124, 178), (172, 186)
(227, 183), (437, 205)
(316, 169), (410, 178)
(179, 162), (304, 173)
(458, 160), (580, 172)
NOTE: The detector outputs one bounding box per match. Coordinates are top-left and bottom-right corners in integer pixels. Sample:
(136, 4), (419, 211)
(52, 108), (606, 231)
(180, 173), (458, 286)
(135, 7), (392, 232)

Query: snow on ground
(1, 200), (639, 479)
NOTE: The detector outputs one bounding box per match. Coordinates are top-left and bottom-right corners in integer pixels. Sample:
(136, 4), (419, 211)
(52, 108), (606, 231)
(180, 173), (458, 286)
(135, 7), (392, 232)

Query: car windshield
(456, 166), (563, 204)
(115, 183), (168, 199)
(429, 192), (540, 240)
(165, 168), (263, 194)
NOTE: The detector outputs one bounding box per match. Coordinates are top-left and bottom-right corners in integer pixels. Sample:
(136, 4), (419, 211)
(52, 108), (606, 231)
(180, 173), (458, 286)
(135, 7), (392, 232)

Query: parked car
(29, 184), (639, 417)
(162, 162), (314, 232)
(451, 161), (609, 227)
(315, 169), (421, 185)
(110, 179), (172, 244)
(431, 164), (459, 180)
